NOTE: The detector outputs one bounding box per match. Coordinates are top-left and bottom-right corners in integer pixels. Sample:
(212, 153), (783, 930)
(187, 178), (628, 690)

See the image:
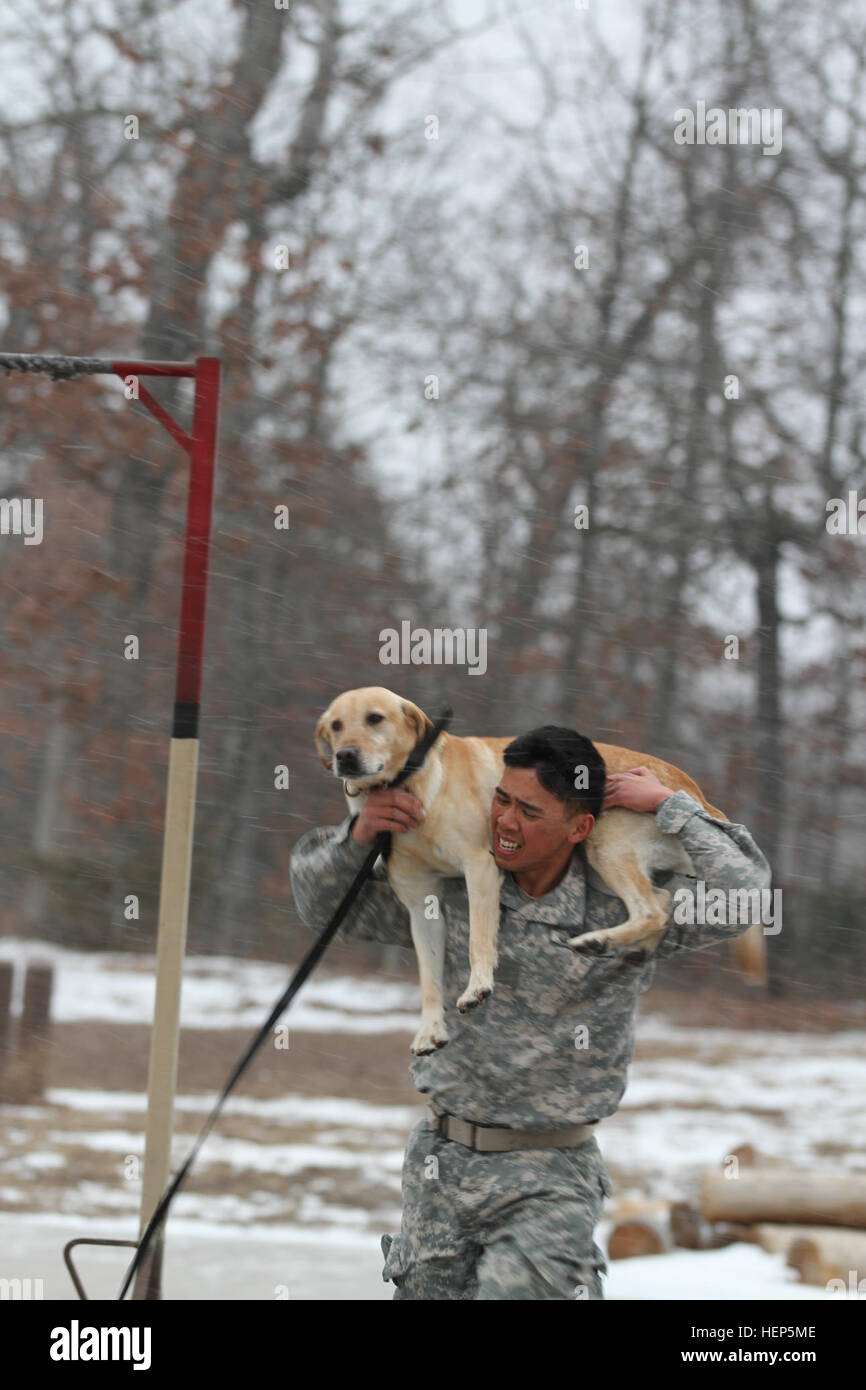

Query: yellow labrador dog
(315, 687), (763, 1054)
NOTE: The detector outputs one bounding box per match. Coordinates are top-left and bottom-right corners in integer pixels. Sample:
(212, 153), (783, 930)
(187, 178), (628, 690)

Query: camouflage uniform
(290, 790), (772, 1299)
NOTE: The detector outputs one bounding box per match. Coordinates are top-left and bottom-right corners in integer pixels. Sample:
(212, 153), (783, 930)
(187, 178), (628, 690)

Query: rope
(0, 353), (114, 380)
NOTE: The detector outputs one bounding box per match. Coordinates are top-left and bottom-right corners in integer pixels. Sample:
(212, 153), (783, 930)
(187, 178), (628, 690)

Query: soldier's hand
(602, 767), (673, 814)
(351, 788), (425, 845)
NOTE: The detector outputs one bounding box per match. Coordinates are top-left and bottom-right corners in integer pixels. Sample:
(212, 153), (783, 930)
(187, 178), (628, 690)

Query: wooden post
(0, 962), (13, 1100)
(18, 961), (53, 1100)
(0, 961), (12, 1055)
(134, 737), (199, 1298)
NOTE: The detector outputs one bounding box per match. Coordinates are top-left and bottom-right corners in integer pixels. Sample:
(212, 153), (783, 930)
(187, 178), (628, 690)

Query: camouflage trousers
(381, 1116), (613, 1300)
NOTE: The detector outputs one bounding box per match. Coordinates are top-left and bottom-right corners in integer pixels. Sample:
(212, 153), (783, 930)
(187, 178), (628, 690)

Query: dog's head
(314, 687), (433, 791)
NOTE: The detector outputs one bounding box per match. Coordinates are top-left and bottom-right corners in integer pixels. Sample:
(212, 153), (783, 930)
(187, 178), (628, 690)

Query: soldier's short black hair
(502, 725), (606, 820)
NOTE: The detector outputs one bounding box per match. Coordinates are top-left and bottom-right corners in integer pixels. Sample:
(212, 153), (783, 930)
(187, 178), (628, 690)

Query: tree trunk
(24, 698), (71, 930)
(753, 493), (785, 996)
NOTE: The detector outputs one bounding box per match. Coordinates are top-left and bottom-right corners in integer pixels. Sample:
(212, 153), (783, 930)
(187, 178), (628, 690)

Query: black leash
(117, 704), (452, 1300)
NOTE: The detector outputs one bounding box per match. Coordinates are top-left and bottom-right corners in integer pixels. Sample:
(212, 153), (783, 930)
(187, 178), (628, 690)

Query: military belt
(427, 1102), (598, 1153)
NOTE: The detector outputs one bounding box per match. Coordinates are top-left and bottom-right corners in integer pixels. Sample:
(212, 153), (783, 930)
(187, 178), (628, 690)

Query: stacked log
(724, 1143), (793, 1173)
(787, 1233), (866, 1289)
(699, 1153), (866, 1288)
(605, 1144), (866, 1289)
(606, 1146), (792, 1259)
(700, 1170), (866, 1229)
(606, 1197), (670, 1258)
(670, 1201), (744, 1250)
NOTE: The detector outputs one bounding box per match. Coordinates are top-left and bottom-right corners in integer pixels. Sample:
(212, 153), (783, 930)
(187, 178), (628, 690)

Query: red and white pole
(133, 358), (220, 1299)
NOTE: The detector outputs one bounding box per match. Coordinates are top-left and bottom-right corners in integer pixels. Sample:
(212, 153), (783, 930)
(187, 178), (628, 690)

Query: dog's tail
(731, 922), (767, 985)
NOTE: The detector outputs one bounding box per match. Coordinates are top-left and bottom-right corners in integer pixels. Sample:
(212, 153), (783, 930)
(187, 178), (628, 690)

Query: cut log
(785, 1230), (866, 1288)
(749, 1223), (818, 1256)
(747, 1221), (866, 1283)
(609, 1195), (670, 1222)
(745, 1222), (864, 1258)
(701, 1172), (866, 1229)
(670, 1201), (704, 1248)
(608, 1220), (668, 1259)
(670, 1201), (747, 1250)
(725, 1144), (793, 1171)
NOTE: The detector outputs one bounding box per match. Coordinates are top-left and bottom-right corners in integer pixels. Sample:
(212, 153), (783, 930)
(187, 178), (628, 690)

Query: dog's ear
(314, 712), (334, 770)
(400, 699), (433, 740)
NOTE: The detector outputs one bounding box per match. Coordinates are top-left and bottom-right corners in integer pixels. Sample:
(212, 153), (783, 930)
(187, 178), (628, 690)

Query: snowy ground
(0, 1212), (849, 1301)
(0, 939), (420, 1032)
(1, 941), (864, 1300)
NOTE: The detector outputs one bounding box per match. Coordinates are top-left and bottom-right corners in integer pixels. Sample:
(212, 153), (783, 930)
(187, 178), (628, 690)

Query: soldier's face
(490, 766), (594, 873)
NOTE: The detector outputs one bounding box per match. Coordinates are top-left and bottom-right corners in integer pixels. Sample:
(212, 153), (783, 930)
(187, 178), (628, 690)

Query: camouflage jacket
(289, 791), (772, 1129)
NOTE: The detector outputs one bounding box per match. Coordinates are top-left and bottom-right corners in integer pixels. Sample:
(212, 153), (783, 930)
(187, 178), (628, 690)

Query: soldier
(290, 726), (772, 1300)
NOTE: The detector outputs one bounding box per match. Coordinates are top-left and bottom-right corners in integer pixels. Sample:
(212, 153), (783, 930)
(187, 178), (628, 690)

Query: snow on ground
(0, 939), (419, 1032)
(0, 1212), (857, 1300)
(602, 1019), (866, 1192)
(0, 1212), (394, 1301)
(603, 1243), (859, 1301)
(45, 1088), (420, 1128)
(48, 1129), (407, 1179)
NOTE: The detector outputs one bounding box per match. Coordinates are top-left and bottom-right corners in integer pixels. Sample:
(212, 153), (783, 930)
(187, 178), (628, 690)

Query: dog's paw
(568, 930), (614, 955)
(411, 1021), (449, 1055)
(456, 974), (494, 1013)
